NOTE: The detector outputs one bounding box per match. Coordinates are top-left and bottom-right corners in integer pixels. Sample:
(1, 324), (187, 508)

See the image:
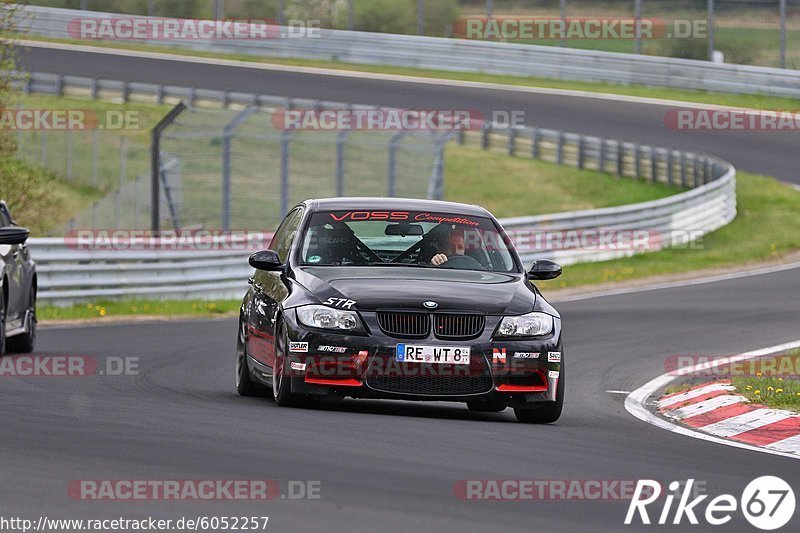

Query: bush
(354, 0), (415, 34)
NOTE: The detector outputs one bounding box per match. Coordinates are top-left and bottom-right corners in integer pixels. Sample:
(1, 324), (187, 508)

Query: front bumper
(280, 309), (562, 407)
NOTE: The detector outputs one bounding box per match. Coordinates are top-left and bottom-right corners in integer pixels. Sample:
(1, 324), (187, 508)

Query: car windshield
(298, 210), (519, 273)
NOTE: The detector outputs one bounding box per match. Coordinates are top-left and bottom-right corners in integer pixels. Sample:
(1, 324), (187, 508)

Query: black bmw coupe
(236, 198), (564, 423)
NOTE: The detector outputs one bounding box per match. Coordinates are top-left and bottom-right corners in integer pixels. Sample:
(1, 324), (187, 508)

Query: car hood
(295, 266), (535, 315)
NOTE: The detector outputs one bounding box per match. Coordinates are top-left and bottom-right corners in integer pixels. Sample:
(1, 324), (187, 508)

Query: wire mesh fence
(156, 105), (448, 231)
(13, 98), (449, 234)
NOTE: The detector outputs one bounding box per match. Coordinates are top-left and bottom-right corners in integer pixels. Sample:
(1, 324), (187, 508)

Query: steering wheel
(437, 254), (487, 271)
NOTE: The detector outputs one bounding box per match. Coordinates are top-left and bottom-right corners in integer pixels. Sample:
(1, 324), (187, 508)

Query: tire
(7, 286), (36, 354)
(467, 400), (507, 413)
(514, 362), (564, 424)
(0, 289), (6, 356)
(272, 321), (301, 407)
(235, 318), (267, 397)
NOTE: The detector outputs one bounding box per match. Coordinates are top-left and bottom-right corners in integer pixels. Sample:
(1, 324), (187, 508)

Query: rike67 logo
(625, 477), (795, 530)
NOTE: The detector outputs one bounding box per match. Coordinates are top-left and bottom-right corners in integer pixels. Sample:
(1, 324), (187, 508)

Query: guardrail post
(692, 155), (700, 188)
(156, 85), (165, 105)
(667, 150), (674, 186)
(122, 81), (130, 103)
(599, 139), (606, 173)
(457, 128), (465, 145)
(91, 78), (99, 100)
(280, 130), (291, 217)
(151, 101), (187, 232)
(634, 145), (642, 179)
(531, 128), (540, 160)
(189, 88), (197, 108)
(649, 147), (657, 182)
(556, 131), (565, 165)
(25, 75), (32, 95)
(508, 128), (517, 156)
(704, 159), (712, 184)
(388, 131), (407, 197)
(680, 152), (687, 187)
(616, 141), (624, 176)
(481, 123), (491, 150)
(577, 135), (586, 169)
(336, 130), (349, 196)
(55, 75), (64, 97)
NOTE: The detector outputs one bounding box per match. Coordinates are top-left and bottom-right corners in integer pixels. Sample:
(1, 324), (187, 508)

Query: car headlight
(496, 312), (554, 337)
(297, 305), (363, 332)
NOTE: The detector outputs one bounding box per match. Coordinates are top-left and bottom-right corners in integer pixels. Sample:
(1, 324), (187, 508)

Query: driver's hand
(431, 253), (448, 266)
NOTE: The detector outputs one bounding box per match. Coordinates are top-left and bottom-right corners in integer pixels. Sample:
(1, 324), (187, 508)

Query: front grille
(366, 360), (493, 397)
(433, 314), (485, 339)
(377, 312), (429, 338)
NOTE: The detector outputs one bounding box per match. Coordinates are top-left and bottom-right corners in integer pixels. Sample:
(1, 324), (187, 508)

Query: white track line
(658, 383), (734, 409)
(666, 395), (747, 420)
(700, 409), (798, 438)
(15, 39), (778, 111)
(553, 260), (800, 303)
(625, 339), (800, 461)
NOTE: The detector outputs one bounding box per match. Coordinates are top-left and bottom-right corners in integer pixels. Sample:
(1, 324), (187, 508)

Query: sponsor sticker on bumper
(547, 351), (562, 362)
(289, 342), (308, 353)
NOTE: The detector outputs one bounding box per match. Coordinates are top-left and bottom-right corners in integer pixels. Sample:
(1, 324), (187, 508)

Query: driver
(431, 226), (466, 266)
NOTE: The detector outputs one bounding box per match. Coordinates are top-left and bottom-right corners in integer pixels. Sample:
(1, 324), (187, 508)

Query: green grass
(732, 351), (800, 412)
(0, 158), (103, 234)
(38, 299), (241, 321)
(444, 142), (679, 215)
(16, 35), (800, 111)
(542, 172), (800, 288)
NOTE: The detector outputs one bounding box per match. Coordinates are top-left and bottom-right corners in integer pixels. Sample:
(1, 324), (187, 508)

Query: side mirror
(527, 259), (562, 280)
(249, 250), (284, 271)
(0, 227), (30, 246)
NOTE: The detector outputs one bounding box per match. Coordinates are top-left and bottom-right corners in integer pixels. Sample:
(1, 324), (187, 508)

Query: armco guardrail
(460, 125), (736, 266)
(28, 123), (735, 305)
(29, 236), (263, 305)
(16, 5), (800, 98)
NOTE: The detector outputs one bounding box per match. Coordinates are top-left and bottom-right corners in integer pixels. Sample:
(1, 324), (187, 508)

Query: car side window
(269, 208), (304, 262)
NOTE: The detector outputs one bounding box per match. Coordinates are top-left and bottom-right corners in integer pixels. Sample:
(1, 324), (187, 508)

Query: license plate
(396, 344), (471, 365)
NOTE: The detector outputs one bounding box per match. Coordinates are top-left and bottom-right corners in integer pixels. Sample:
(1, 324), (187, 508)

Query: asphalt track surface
(16, 43), (800, 184)
(3, 43), (800, 532)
